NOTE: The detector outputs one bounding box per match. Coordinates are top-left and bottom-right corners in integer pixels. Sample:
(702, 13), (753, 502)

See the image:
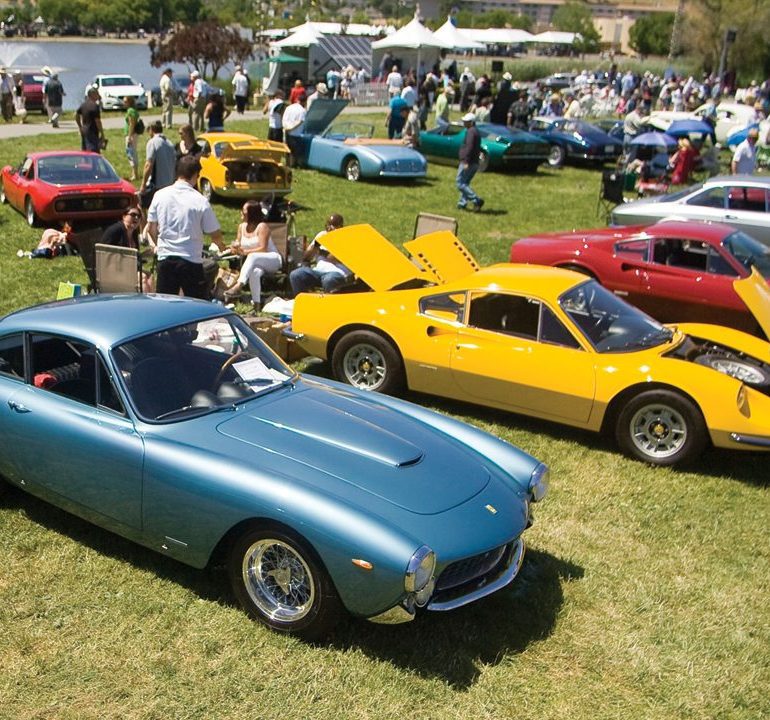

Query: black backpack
(134, 117), (145, 134)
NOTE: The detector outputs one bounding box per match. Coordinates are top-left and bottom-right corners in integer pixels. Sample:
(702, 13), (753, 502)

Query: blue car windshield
(724, 230), (770, 276)
(559, 280), (673, 353)
(112, 314), (296, 422)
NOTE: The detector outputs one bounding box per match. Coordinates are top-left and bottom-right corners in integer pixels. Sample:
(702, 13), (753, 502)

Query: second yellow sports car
(197, 132), (292, 201)
(291, 225), (770, 466)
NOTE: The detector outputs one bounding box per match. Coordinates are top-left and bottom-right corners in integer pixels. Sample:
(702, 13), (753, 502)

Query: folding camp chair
(597, 170), (626, 221)
(69, 228), (106, 292)
(94, 244), (141, 293)
(413, 212), (458, 239)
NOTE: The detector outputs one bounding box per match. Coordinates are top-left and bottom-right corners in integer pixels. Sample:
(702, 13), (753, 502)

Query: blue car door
(1, 333), (144, 529)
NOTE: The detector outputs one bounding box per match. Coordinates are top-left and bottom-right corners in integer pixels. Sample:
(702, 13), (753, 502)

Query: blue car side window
(0, 333), (25, 379)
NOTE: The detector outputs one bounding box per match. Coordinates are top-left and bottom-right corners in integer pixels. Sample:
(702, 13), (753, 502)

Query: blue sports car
(0, 294), (548, 640)
(296, 98), (427, 182)
(528, 116), (624, 168)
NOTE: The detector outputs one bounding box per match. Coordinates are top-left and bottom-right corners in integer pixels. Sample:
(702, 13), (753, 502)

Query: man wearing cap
(456, 113), (484, 212)
(434, 85), (453, 128)
(232, 66), (249, 114)
(159, 68), (174, 129)
(306, 82), (329, 110)
(731, 128), (760, 174)
(190, 71), (207, 132)
(44, 72), (64, 127)
(76, 87), (105, 152)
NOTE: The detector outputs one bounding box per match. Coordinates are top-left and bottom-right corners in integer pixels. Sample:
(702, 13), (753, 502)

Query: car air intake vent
(436, 543), (510, 591)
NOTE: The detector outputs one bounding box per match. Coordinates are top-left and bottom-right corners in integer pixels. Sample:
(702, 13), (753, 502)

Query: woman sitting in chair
(224, 201), (282, 310)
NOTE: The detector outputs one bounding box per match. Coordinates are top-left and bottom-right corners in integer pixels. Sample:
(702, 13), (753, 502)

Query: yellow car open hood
(318, 224), (426, 291)
(404, 231), (480, 284)
(219, 141), (289, 163)
(734, 267), (770, 339)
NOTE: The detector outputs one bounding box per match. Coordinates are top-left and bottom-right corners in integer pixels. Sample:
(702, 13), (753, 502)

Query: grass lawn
(0, 114), (768, 720)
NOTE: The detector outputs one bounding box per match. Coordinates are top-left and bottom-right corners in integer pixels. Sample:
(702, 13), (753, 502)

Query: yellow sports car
(291, 225), (770, 466)
(197, 132), (291, 201)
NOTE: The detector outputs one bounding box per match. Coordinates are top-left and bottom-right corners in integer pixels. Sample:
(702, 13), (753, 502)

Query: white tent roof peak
(434, 17), (485, 50)
(371, 13), (449, 50)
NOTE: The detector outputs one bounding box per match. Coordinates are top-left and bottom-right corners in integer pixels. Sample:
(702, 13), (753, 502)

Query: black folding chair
(597, 170), (626, 222)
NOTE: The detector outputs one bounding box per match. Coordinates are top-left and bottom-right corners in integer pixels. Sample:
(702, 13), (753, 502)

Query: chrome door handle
(8, 399), (30, 413)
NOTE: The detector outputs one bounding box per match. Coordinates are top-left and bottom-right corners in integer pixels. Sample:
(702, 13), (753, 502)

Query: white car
(647, 102), (756, 144)
(86, 74), (148, 110)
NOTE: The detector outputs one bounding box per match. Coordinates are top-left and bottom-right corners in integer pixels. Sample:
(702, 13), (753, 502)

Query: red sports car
(510, 219), (770, 336)
(1, 151), (137, 227)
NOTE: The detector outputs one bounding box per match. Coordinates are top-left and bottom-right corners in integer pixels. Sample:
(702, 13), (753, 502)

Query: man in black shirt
(44, 73), (64, 127)
(76, 87), (104, 153)
(456, 113), (484, 211)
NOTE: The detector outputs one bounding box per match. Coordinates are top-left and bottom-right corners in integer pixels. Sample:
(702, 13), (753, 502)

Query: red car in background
(18, 72), (47, 113)
(1, 151), (137, 227)
(510, 219), (770, 337)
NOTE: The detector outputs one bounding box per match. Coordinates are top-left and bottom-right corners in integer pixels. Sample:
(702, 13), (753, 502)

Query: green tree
(551, 1), (601, 54)
(629, 12), (675, 57)
(148, 19), (254, 79)
(450, 9), (532, 31)
(683, 0), (770, 81)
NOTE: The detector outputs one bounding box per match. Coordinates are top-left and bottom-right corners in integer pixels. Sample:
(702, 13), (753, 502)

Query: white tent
(433, 18), (485, 51)
(272, 24), (321, 49)
(462, 27), (533, 45)
(290, 20), (383, 37)
(371, 12), (450, 79)
(530, 31), (580, 45)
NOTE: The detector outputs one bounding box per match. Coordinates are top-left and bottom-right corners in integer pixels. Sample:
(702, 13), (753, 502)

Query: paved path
(0, 105), (379, 140)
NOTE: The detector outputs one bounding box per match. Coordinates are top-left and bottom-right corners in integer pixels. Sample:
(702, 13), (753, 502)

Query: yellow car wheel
(616, 390), (707, 466)
(332, 330), (404, 394)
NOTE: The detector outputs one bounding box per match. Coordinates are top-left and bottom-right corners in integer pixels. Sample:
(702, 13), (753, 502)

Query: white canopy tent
(433, 18), (486, 51)
(462, 27), (533, 46)
(371, 13), (450, 79)
(530, 31), (580, 45)
(272, 24), (321, 49)
(290, 20), (385, 37)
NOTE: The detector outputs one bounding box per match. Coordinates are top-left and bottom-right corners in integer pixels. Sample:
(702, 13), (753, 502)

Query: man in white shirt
(190, 71), (207, 132)
(159, 68), (174, 129)
(732, 128), (759, 174)
(386, 66), (403, 98)
(289, 213), (350, 295)
(282, 96), (307, 166)
(232, 66), (249, 114)
(147, 156), (225, 298)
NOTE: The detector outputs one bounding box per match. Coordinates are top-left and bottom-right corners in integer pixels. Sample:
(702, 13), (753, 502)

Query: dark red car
(510, 219), (770, 336)
(1, 151), (137, 227)
(19, 72), (47, 113)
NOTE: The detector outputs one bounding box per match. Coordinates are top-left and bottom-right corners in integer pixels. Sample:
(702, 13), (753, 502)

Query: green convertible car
(419, 122), (550, 172)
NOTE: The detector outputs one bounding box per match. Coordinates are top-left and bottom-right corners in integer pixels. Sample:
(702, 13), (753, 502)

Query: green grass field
(0, 114), (768, 720)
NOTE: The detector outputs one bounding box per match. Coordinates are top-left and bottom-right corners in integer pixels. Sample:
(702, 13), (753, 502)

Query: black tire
(547, 144), (565, 168)
(693, 354), (770, 388)
(615, 389), (707, 466)
(228, 526), (342, 641)
(343, 157), (361, 182)
(331, 330), (404, 394)
(199, 178), (213, 201)
(478, 149), (490, 173)
(25, 196), (37, 227)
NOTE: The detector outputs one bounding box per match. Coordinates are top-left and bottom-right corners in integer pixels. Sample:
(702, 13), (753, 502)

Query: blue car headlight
(529, 463), (549, 503)
(405, 545), (436, 593)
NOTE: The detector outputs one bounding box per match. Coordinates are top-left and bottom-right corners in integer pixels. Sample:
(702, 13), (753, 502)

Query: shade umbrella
(630, 131), (678, 150)
(267, 52), (305, 64)
(666, 119), (715, 137)
(434, 17), (485, 50)
(372, 12), (450, 78)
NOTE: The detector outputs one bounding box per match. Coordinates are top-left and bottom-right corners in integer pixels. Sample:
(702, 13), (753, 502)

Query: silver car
(611, 175), (770, 245)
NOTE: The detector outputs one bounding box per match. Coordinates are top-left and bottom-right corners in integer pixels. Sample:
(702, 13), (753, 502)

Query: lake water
(0, 39), (237, 110)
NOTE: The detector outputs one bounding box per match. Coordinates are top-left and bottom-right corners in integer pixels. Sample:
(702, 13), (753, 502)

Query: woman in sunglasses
(101, 207), (156, 292)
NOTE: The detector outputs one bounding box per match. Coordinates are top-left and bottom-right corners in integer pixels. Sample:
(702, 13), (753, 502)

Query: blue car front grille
(436, 543), (510, 592)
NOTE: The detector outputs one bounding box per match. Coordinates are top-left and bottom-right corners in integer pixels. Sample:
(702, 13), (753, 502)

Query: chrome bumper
(367, 537), (526, 624)
(730, 432), (770, 448)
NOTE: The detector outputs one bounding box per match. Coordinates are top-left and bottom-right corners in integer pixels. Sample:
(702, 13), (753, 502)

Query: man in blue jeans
(456, 112), (484, 211)
(289, 213), (350, 296)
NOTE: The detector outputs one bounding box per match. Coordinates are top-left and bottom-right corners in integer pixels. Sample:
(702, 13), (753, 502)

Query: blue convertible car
(0, 295), (548, 639)
(528, 116), (624, 168)
(296, 98), (427, 182)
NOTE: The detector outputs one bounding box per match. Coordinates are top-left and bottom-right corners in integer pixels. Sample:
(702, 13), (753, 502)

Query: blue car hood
(215, 386), (490, 515)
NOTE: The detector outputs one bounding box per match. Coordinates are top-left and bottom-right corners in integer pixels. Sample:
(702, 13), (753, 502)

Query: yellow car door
(449, 291), (596, 424)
